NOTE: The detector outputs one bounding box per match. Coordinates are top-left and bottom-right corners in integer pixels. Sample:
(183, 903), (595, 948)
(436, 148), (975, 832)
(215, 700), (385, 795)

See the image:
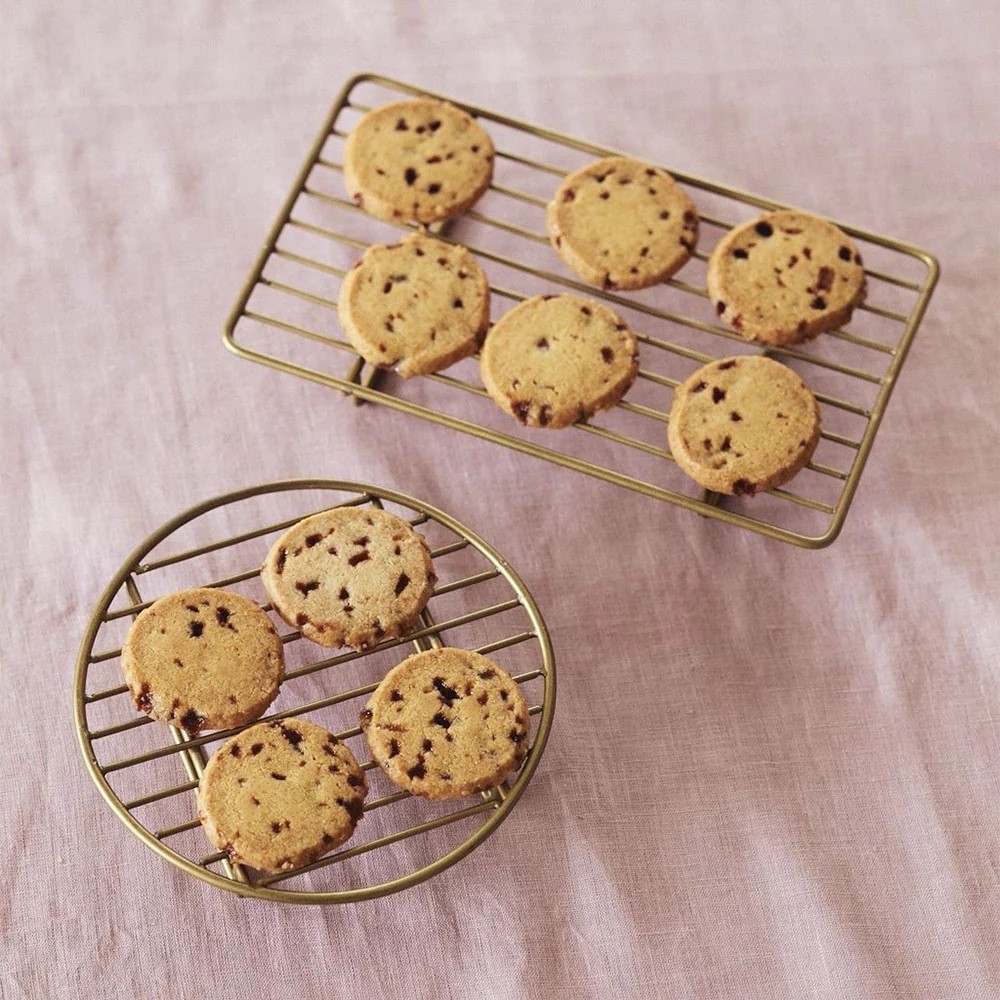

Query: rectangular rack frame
(224, 73), (939, 549)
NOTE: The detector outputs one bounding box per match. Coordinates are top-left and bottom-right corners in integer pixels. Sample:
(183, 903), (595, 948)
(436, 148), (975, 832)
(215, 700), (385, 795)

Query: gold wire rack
(74, 480), (555, 904)
(224, 73), (939, 549)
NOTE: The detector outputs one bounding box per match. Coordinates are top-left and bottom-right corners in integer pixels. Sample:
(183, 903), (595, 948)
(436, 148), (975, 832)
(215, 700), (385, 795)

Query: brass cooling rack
(224, 73), (939, 548)
(74, 480), (555, 904)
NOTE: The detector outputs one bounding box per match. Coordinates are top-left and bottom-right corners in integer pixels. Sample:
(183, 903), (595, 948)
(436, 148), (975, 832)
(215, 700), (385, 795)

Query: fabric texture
(2, 2), (998, 997)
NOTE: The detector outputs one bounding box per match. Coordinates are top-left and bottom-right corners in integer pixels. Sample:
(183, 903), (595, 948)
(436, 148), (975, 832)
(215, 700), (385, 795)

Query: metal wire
(223, 73), (939, 547)
(74, 480), (555, 904)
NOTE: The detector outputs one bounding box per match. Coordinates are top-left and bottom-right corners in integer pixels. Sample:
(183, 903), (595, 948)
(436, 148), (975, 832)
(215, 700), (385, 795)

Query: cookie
(706, 210), (867, 346)
(667, 355), (821, 496)
(343, 98), (495, 225)
(197, 718), (367, 872)
(480, 294), (639, 428)
(120, 587), (284, 734)
(338, 232), (490, 378)
(546, 156), (699, 290)
(360, 647), (530, 800)
(260, 507), (436, 650)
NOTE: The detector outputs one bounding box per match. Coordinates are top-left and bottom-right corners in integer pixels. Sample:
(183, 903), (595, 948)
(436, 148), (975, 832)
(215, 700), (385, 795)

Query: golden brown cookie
(480, 293), (639, 428)
(197, 718), (367, 872)
(706, 210), (867, 346)
(338, 232), (490, 377)
(667, 355), (821, 496)
(360, 647), (530, 800)
(120, 588), (284, 734)
(343, 98), (494, 224)
(546, 155), (698, 290)
(260, 507), (436, 650)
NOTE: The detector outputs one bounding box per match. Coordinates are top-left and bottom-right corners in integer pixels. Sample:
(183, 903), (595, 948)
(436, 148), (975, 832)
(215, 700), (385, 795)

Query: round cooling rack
(74, 479), (556, 904)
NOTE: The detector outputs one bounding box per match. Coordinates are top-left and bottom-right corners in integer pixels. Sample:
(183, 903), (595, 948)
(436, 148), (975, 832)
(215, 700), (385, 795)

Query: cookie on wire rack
(343, 98), (495, 225)
(338, 231), (490, 377)
(360, 647), (530, 800)
(197, 718), (368, 872)
(546, 155), (699, 290)
(666, 354), (821, 496)
(480, 293), (639, 429)
(706, 209), (867, 346)
(261, 506), (436, 650)
(120, 587), (284, 734)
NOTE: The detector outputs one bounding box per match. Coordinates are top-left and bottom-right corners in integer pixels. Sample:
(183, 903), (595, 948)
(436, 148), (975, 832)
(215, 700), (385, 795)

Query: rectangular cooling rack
(224, 73), (939, 548)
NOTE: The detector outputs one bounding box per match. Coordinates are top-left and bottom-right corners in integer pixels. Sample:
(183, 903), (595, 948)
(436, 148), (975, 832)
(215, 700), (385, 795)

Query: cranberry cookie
(706, 210), (867, 346)
(360, 647), (530, 800)
(121, 588), (284, 734)
(338, 232), (490, 377)
(261, 506), (436, 650)
(197, 718), (367, 872)
(547, 155), (698, 290)
(480, 293), (639, 428)
(343, 98), (494, 225)
(667, 354), (821, 496)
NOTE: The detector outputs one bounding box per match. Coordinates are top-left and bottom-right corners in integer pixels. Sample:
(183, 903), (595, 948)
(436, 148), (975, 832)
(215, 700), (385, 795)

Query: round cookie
(360, 647), (530, 800)
(197, 718), (367, 872)
(120, 587), (284, 734)
(546, 156), (699, 290)
(706, 209), (867, 346)
(667, 355), (821, 496)
(343, 98), (494, 225)
(260, 507), (436, 650)
(480, 293), (639, 429)
(338, 232), (490, 378)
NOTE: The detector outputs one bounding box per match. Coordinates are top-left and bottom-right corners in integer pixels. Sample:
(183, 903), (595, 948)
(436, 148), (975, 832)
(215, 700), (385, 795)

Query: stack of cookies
(120, 502), (533, 874)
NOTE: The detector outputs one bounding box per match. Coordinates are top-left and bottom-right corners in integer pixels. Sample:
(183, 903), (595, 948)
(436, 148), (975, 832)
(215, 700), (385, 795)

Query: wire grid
(224, 73), (939, 548)
(74, 480), (555, 904)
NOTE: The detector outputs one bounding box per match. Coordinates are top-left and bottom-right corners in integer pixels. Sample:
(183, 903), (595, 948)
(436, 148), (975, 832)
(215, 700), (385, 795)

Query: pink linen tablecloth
(2, 2), (999, 997)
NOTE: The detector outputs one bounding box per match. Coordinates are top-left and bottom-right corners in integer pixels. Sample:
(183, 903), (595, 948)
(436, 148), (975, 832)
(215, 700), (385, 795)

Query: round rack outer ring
(74, 479), (556, 904)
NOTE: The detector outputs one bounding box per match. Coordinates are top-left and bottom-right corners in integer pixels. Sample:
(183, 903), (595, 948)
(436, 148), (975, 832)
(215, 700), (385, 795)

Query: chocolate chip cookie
(197, 718), (367, 872)
(120, 588), (284, 734)
(667, 354), (821, 495)
(706, 210), (867, 346)
(260, 507), (436, 650)
(547, 155), (699, 290)
(360, 647), (530, 800)
(338, 232), (490, 377)
(343, 98), (494, 225)
(480, 293), (639, 428)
